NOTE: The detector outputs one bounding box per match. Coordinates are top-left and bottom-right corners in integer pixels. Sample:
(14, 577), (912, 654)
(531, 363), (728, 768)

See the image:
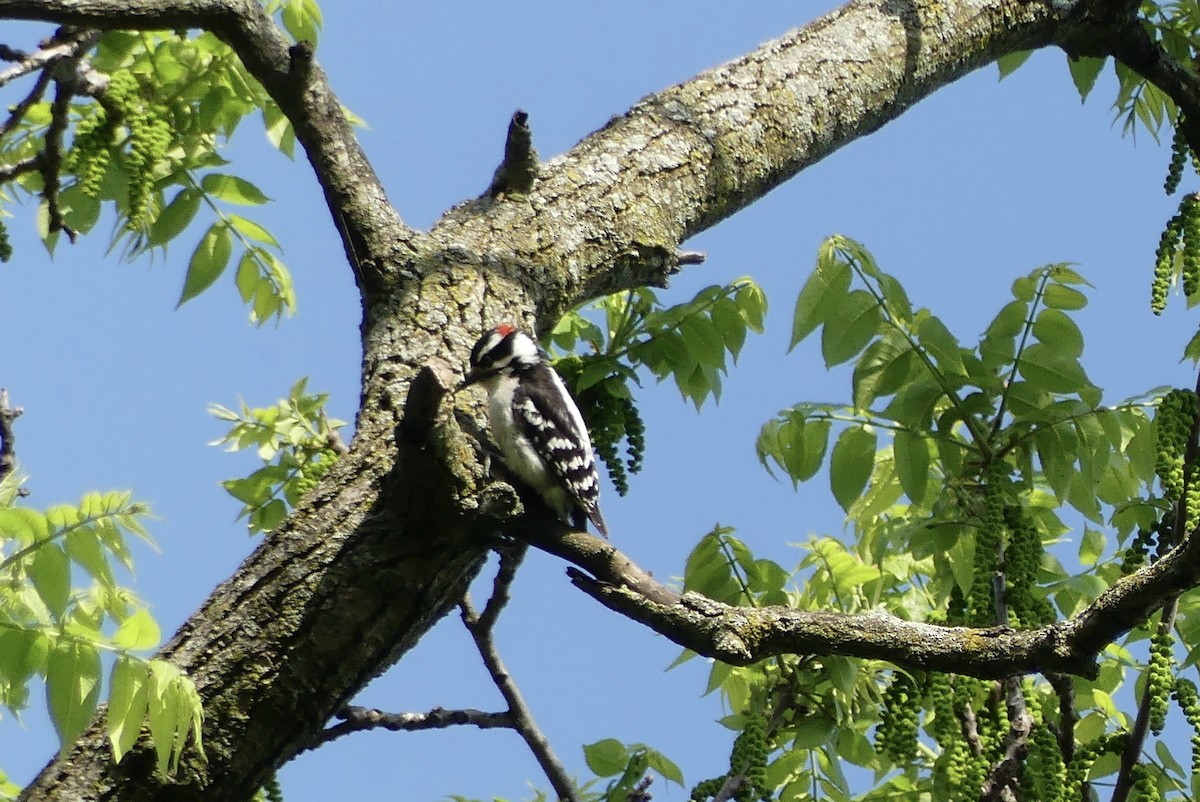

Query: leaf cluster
(670, 237), (1200, 800)
(547, 279), (765, 494)
(0, 25), (318, 322)
(209, 378), (345, 535)
(0, 489), (202, 781)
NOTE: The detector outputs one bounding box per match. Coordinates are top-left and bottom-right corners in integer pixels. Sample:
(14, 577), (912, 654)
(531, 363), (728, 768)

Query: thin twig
(1044, 672), (1076, 764)
(478, 541), (526, 632)
(40, 74), (77, 242)
(462, 563), (579, 802)
(307, 705), (513, 750)
(1, 66), (50, 138)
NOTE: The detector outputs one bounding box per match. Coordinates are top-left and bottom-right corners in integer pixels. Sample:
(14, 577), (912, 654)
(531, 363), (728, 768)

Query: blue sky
(2, 2), (1199, 800)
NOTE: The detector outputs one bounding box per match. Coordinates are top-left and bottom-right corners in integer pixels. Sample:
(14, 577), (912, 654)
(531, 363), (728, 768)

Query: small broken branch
(487, 109), (538, 197)
(0, 28), (97, 88)
(308, 705), (513, 749)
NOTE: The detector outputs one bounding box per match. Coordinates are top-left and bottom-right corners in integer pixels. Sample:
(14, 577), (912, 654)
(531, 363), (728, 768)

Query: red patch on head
(495, 324), (516, 337)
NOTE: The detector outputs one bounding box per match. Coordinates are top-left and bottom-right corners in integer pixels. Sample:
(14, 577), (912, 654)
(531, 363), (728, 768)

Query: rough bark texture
(2, 0), (1197, 798)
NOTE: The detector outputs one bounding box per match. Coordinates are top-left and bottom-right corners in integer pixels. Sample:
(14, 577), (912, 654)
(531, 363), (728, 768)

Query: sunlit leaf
(177, 223), (233, 307)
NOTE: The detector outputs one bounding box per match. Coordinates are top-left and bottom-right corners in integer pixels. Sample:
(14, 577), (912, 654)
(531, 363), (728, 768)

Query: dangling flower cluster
(969, 461), (1007, 625)
(1165, 120), (1194, 196)
(1020, 718), (1066, 802)
(287, 448), (340, 503)
(1147, 631), (1175, 736)
(874, 670), (922, 763)
(1172, 678), (1200, 777)
(553, 357), (646, 497)
(123, 110), (171, 231)
(1003, 505), (1054, 627)
(66, 112), (117, 197)
(65, 70), (173, 231)
(1154, 389), (1198, 506)
(1065, 732), (1125, 801)
(1150, 194), (1200, 313)
(1128, 762), (1164, 802)
(1121, 527), (1158, 575)
(689, 712), (771, 802)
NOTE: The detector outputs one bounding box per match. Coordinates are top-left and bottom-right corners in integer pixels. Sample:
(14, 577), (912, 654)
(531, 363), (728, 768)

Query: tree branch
(307, 705), (514, 750)
(461, 548), (580, 802)
(513, 515), (1200, 681)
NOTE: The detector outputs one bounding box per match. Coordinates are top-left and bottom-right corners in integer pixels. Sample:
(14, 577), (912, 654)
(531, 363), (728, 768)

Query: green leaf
(829, 427), (876, 513)
(643, 748), (684, 786)
(262, 103), (296, 158)
(1017, 343), (1091, 394)
(916, 313), (964, 375)
(65, 527), (114, 587)
(821, 290), (881, 368)
(1079, 528), (1105, 567)
(114, 608), (162, 651)
(996, 50), (1031, 78)
(30, 542), (71, 620)
(1041, 284), (1088, 310)
(148, 188), (201, 247)
(0, 627), (50, 686)
(735, 280), (767, 333)
(892, 430), (929, 504)
(583, 738), (629, 777)
(0, 506), (50, 544)
(234, 251), (258, 303)
(107, 655), (149, 762)
(281, 0), (321, 44)
(1032, 308), (1084, 357)
(791, 258), (851, 349)
(1185, 327), (1200, 363)
(177, 223), (233, 308)
(792, 714), (835, 748)
(46, 641), (102, 750)
(710, 296), (747, 359)
(199, 173), (270, 205)
(227, 214), (281, 248)
(680, 316), (725, 370)
(851, 335), (915, 408)
(146, 660), (202, 775)
(775, 415), (831, 483)
(1067, 55), (1106, 102)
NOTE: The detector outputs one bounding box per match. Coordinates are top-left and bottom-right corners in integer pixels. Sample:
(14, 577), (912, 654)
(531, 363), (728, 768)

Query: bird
(463, 324), (609, 537)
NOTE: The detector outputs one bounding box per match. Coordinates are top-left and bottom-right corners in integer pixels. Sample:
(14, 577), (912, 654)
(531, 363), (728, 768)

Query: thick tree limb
(517, 519), (1200, 681)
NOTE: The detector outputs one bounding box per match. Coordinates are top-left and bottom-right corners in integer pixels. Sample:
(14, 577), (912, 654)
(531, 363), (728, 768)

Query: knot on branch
(612, 243), (707, 290)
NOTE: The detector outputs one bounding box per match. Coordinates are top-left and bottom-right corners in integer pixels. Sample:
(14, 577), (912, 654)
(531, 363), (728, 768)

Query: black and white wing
(513, 364), (608, 537)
